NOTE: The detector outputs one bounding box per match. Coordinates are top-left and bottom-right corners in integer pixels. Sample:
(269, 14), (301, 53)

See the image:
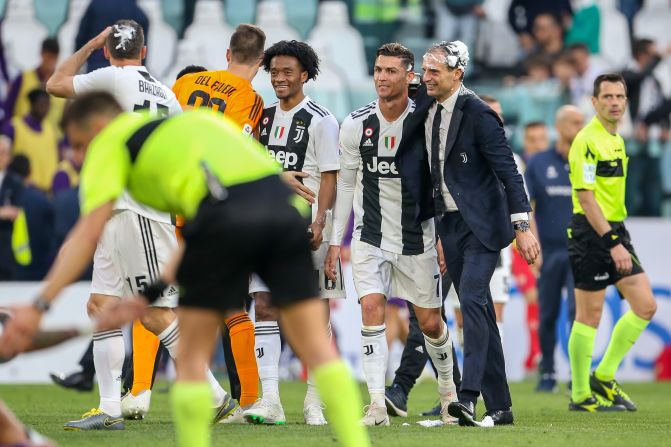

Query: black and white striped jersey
(258, 96), (340, 240)
(336, 99), (434, 255)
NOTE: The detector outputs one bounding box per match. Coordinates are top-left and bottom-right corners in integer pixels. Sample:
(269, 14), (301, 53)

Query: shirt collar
(439, 85), (461, 113)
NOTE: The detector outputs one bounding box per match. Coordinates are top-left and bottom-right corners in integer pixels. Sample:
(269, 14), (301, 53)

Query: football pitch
(3, 380), (671, 447)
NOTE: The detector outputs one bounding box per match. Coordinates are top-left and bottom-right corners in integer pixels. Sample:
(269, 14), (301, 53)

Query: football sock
(171, 381), (212, 447)
(158, 319), (227, 407)
(130, 320), (160, 396)
(595, 311), (650, 382)
(361, 324), (387, 406)
(423, 323), (457, 400)
(569, 321), (597, 402)
(254, 321), (281, 403)
(92, 329), (124, 417)
(225, 312), (259, 407)
(305, 323), (332, 406)
(313, 360), (371, 447)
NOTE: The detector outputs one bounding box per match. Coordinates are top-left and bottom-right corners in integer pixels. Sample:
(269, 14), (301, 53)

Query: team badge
(384, 136), (396, 150)
(546, 165), (558, 179)
(293, 125), (305, 143)
(364, 128), (374, 137)
(262, 116), (269, 125)
(460, 152), (468, 163)
(274, 126), (285, 139)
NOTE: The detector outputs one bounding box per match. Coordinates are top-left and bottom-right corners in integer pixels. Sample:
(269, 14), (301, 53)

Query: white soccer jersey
(73, 65), (182, 223)
(258, 96), (340, 241)
(334, 100), (434, 255)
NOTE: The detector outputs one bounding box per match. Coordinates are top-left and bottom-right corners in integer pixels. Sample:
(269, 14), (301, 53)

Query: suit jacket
(396, 85), (531, 251)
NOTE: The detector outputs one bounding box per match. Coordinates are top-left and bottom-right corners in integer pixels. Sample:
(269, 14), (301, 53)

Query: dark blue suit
(397, 85), (531, 411)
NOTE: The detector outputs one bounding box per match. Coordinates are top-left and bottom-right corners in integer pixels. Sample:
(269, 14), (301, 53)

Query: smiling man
(243, 39), (344, 427)
(567, 73), (657, 412)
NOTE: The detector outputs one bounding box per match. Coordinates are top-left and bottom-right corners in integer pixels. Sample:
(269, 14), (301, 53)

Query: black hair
(9, 154), (30, 179)
(27, 89), (49, 105)
(593, 73), (627, 97)
(41, 38), (59, 55)
(62, 92), (122, 129)
(262, 40), (320, 81)
(176, 65), (208, 80)
(524, 121), (547, 131)
(376, 42), (414, 71)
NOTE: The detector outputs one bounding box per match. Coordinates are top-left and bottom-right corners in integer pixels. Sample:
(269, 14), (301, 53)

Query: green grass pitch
(2, 380), (671, 446)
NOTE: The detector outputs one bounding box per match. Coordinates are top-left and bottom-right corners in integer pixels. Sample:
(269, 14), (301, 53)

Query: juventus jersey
(74, 65), (182, 223)
(258, 96), (340, 241)
(337, 100), (434, 255)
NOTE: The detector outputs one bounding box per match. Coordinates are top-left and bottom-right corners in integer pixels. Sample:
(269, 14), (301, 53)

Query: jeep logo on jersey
(274, 126), (285, 139)
(268, 149), (298, 169)
(365, 156), (399, 177)
(293, 125), (305, 143)
(384, 136), (396, 150)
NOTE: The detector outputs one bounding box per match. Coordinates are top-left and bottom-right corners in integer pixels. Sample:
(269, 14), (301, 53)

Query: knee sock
(361, 324), (387, 406)
(305, 323), (332, 407)
(225, 312), (259, 407)
(130, 320), (160, 396)
(158, 319), (227, 407)
(171, 382), (212, 447)
(423, 323), (457, 402)
(254, 321), (281, 404)
(313, 360), (371, 447)
(93, 329), (125, 417)
(569, 321), (596, 402)
(596, 311), (650, 382)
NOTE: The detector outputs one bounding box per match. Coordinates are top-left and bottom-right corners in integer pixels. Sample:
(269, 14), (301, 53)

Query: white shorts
(449, 248), (511, 308)
(91, 210), (179, 308)
(249, 242), (345, 299)
(351, 239), (441, 309)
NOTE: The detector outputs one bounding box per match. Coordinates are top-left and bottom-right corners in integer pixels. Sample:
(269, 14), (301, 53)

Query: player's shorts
(91, 210), (179, 308)
(249, 242), (345, 299)
(177, 175), (319, 312)
(568, 214), (644, 291)
(350, 238), (441, 309)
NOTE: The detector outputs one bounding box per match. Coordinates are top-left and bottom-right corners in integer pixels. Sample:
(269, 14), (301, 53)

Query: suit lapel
(444, 107), (462, 159)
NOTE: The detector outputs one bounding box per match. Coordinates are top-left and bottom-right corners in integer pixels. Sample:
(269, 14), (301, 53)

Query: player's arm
(0, 202), (113, 359)
(309, 116), (340, 249)
(325, 118), (360, 281)
(46, 26), (111, 98)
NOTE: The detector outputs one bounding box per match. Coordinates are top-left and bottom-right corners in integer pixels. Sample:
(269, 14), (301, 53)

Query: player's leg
(536, 249), (563, 392)
(351, 240), (391, 425)
(126, 320), (160, 401)
(303, 299), (332, 426)
(223, 309), (258, 408)
(591, 272), (656, 410)
(243, 283), (285, 425)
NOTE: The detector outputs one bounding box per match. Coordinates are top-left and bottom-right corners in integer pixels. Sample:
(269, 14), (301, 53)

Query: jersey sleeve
(569, 134), (597, 191)
(225, 91), (264, 135)
(79, 136), (130, 216)
(313, 115), (341, 172)
(338, 116), (361, 170)
(73, 67), (116, 95)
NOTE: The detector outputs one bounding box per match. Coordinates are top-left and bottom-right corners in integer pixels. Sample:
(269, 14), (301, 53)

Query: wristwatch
(513, 221), (530, 232)
(32, 296), (51, 313)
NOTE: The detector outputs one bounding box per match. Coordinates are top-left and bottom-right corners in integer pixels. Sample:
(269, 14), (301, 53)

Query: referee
(567, 73), (657, 412)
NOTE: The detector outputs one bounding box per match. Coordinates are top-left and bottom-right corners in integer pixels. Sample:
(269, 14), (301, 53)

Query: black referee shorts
(567, 214), (644, 292)
(177, 175), (319, 312)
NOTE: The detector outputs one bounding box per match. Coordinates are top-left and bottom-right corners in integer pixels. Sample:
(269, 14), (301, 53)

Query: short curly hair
(262, 40), (320, 81)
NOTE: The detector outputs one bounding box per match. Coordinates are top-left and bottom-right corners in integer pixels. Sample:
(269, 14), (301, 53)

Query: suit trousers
(436, 211), (512, 411)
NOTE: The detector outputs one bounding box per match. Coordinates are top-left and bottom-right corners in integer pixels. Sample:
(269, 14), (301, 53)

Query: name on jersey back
(192, 75), (238, 96)
(138, 80), (168, 99)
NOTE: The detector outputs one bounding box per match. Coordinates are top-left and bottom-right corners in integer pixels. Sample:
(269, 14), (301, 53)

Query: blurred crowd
(0, 0), (669, 281)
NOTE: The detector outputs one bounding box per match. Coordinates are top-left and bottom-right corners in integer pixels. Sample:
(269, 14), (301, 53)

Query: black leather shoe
(50, 371), (94, 392)
(420, 402), (441, 417)
(447, 400), (476, 426)
(384, 384), (408, 417)
(485, 408), (514, 425)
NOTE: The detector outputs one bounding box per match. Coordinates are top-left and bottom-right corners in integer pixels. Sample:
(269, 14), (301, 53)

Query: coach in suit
(396, 41), (539, 425)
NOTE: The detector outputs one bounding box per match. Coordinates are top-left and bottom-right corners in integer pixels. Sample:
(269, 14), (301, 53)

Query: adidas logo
(363, 138), (374, 147)
(415, 346), (424, 354)
(261, 128), (267, 136)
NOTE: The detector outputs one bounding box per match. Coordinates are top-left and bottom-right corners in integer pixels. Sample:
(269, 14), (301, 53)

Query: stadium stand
(139, 0), (177, 79)
(182, 0), (232, 69)
(1, 0), (48, 73)
(255, 0), (301, 47)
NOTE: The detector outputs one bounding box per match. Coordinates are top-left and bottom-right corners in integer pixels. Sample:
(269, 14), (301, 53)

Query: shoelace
(81, 408), (102, 418)
(611, 381), (631, 401)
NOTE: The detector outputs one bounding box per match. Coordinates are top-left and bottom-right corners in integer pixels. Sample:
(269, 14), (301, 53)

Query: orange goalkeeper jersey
(172, 70), (264, 135)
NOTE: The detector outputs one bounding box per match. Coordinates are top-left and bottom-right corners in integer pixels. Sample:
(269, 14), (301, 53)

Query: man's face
(374, 55), (413, 100)
(487, 101), (503, 121)
(556, 110), (585, 144)
(422, 50), (461, 102)
(532, 14), (560, 45)
(66, 122), (99, 168)
(523, 125), (549, 156)
(40, 51), (58, 77)
(269, 55), (306, 101)
(31, 96), (50, 122)
(592, 81), (627, 124)
(569, 48), (589, 75)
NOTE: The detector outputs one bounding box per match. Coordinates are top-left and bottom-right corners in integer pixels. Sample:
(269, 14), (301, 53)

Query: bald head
(555, 105), (584, 146)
